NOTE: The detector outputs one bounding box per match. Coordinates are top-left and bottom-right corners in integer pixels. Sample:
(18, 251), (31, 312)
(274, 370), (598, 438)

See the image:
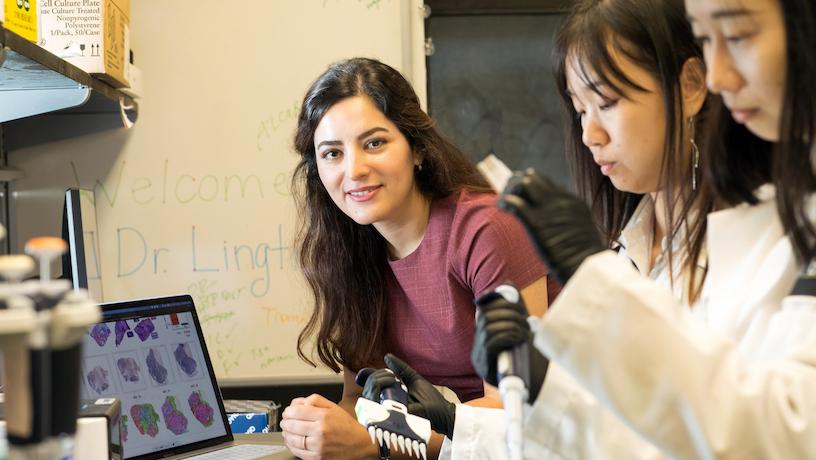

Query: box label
(39, 0), (102, 57)
(38, 0), (128, 86)
(5, 0), (38, 42)
(103, 0), (124, 74)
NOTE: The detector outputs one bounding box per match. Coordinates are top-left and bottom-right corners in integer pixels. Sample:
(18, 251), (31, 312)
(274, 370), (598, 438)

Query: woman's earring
(689, 116), (700, 191)
(416, 162), (423, 172)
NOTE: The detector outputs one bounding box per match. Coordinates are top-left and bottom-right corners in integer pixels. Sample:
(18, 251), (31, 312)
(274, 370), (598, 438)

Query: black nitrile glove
(360, 354), (457, 439)
(356, 367), (403, 403)
(472, 288), (549, 402)
(499, 169), (605, 285)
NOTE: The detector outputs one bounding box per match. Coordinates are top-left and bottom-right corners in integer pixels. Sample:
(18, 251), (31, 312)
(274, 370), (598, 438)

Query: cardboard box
(227, 412), (271, 434)
(39, 0), (130, 87)
(224, 399), (280, 434)
(120, 61), (142, 99)
(0, 398), (123, 460)
(4, 0), (38, 42)
(75, 398), (124, 460)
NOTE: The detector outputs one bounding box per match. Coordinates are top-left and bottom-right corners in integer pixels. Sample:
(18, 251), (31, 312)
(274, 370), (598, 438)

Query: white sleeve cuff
(450, 405), (507, 460)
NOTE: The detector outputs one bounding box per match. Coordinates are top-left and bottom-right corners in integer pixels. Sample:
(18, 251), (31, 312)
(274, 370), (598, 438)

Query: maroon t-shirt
(385, 190), (554, 402)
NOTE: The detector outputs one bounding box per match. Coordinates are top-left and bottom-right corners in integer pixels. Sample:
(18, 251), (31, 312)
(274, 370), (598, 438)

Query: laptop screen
(82, 295), (232, 459)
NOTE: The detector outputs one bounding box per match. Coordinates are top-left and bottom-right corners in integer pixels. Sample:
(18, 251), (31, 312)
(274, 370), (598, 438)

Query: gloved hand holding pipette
(471, 284), (549, 402)
(477, 154), (603, 285)
(471, 283), (549, 460)
(498, 169), (605, 285)
(355, 356), (438, 459)
(359, 354), (456, 441)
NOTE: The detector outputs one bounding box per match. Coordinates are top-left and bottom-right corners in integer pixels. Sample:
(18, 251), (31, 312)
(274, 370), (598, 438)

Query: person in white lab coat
(552, 0), (715, 305)
(360, 0), (816, 458)
(360, 0), (723, 457)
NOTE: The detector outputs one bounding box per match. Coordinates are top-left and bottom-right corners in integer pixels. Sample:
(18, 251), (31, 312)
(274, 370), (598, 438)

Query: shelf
(0, 167), (23, 181)
(0, 24), (137, 124)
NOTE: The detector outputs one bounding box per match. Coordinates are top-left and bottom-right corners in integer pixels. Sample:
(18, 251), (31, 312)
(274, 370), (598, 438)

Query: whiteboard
(7, 0), (426, 385)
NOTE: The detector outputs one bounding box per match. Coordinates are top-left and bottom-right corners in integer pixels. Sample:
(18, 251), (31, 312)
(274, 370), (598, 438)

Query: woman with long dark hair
(279, 58), (554, 459)
(553, 0), (714, 305)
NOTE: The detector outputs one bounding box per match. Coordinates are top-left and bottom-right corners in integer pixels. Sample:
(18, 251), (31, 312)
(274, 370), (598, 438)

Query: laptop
(82, 294), (295, 459)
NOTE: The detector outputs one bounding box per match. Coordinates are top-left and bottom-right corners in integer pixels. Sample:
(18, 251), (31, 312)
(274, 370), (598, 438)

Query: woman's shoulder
(428, 189), (499, 228)
(437, 189), (532, 246)
(445, 189), (534, 237)
(445, 189), (501, 220)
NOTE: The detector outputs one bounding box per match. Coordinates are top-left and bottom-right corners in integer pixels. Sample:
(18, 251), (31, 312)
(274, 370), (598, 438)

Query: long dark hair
(775, 0), (816, 264)
(700, 98), (771, 209)
(292, 58), (490, 372)
(552, 0), (715, 303)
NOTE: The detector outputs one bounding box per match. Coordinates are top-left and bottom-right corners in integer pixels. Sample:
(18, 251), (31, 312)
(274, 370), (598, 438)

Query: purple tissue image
(90, 323), (111, 347)
(86, 366), (110, 394)
(174, 343), (198, 376)
(146, 348), (168, 384)
(115, 320), (130, 346)
(130, 404), (160, 437)
(117, 357), (141, 382)
(134, 319), (155, 342)
(188, 391), (214, 427)
(161, 396), (189, 435)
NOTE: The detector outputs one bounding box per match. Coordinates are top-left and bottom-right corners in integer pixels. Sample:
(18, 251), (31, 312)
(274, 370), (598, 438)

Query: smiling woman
(313, 96), (424, 239)
(282, 57), (557, 460)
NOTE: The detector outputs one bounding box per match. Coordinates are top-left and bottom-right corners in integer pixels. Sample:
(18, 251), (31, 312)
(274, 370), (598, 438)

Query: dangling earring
(689, 116), (700, 191)
(416, 162), (423, 172)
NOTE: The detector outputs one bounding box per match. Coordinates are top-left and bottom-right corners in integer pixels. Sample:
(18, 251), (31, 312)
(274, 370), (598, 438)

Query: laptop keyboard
(186, 444), (287, 459)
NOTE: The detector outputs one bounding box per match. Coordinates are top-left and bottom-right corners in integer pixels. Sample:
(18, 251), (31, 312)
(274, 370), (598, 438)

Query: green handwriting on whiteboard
(216, 348), (243, 375)
(117, 225), (289, 298)
(189, 279), (246, 310)
(203, 324), (242, 376)
(200, 311), (236, 324)
(256, 99), (301, 152)
(249, 346), (295, 370)
(70, 160), (292, 206)
(189, 281), (241, 325)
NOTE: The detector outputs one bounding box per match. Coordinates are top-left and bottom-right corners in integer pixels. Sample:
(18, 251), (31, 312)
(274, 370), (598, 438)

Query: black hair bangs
(554, 5), (652, 105)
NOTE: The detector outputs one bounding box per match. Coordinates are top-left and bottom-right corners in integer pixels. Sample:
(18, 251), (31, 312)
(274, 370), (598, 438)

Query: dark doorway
(426, 1), (572, 188)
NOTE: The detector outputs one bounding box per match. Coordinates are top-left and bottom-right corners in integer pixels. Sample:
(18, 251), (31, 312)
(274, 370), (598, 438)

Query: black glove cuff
(442, 401), (457, 440)
(527, 347), (550, 403)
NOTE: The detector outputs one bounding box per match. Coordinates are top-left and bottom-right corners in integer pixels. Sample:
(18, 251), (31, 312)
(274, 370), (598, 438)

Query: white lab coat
(447, 195), (693, 460)
(449, 185), (813, 459)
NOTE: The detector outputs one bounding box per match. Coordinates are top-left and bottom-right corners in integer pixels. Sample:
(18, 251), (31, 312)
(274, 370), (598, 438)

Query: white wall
(8, 0), (427, 385)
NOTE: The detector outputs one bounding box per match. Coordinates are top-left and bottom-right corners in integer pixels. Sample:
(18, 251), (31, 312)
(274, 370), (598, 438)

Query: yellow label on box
(103, 0), (125, 75)
(4, 0), (37, 42)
